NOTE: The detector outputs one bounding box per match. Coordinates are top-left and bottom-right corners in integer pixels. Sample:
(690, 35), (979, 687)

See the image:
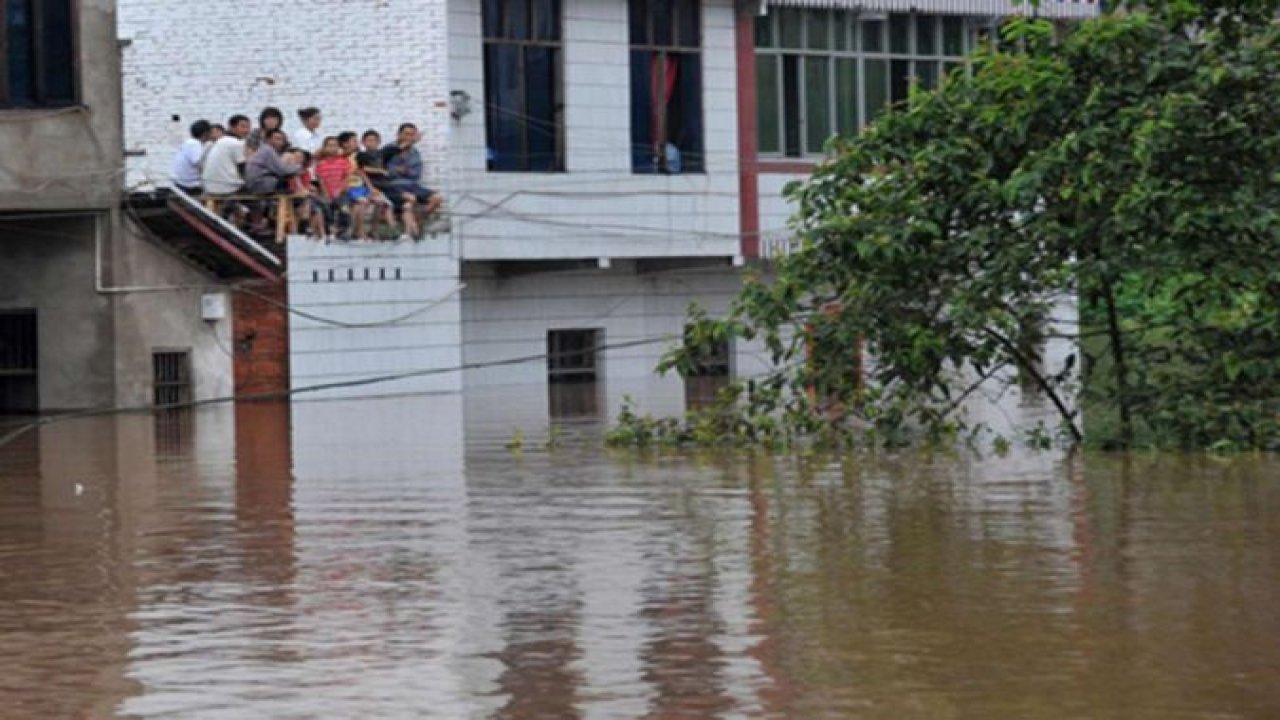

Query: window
(547, 329), (601, 384)
(153, 350), (193, 407)
(1, 0), (75, 108)
(483, 0), (564, 171)
(0, 309), (37, 412)
(756, 11), (973, 157)
(629, 0), (703, 174)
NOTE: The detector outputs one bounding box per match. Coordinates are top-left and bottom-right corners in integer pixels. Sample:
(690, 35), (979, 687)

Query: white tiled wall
(287, 240), (464, 397)
(460, 263), (772, 389)
(448, 0), (743, 260)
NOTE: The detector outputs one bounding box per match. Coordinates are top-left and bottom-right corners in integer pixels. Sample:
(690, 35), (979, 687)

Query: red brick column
(232, 280), (290, 397)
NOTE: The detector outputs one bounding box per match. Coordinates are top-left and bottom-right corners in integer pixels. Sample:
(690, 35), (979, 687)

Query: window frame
(0, 0), (80, 109)
(482, 0), (565, 172)
(628, 0), (705, 174)
(152, 349), (193, 407)
(755, 10), (973, 159)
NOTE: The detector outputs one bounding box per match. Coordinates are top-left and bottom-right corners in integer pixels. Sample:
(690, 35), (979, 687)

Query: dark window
(483, 0), (564, 171)
(1, 0), (76, 108)
(629, 0), (703, 174)
(153, 350), (193, 407)
(547, 328), (600, 384)
(0, 309), (37, 413)
(682, 327), (730, 378)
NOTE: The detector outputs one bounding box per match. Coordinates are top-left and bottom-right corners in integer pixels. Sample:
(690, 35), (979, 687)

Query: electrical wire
(0, 334), (679, 450)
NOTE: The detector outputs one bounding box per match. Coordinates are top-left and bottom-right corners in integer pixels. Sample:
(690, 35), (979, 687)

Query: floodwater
(1, 383), (1278, 719)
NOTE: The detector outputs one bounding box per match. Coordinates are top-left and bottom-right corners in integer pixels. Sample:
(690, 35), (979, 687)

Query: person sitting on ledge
(379, 122), (443, 239)
(170, 118), (212, 195)
(244, 128), (301, 194)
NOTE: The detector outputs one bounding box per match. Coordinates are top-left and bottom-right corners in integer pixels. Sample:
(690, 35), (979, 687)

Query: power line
(0, 335), (678, 450)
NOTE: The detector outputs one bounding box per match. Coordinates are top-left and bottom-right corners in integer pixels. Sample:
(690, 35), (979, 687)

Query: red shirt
(314, 156), (350, 200)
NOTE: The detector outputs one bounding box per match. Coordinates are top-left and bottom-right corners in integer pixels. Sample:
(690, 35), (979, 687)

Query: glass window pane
(917, 60), (938, 91)
(833, 11), (849, 50)
(754, 14), (773, 48)
(835, 57), (858, 135)
(806, 10), (830, 50)
(40, 0), (74, 103)
(779, 8), (803, 49)
(507, 0), (530, 40)
(652, 0), (673, 45)
(757, 56), (780, 154)
(485, 44), (524, 170)
(482, 0), (502, 38)
(890, 14), (910, 54)
(943, 16), (966, 55)
(525, 46), (559, 170)
(676, 0), (699, 47)
(916, 15), (936, 55)
(890, 59), (911, 102)
(534, 0), (561, 41)
(6, 0), (34, 105)
(864, 58), (888, 123)
(629, 0), (647, 45)
(861, 20), (884, 53)
(782, 55), (801, 157)
(673, 53), (704, 172)
(943, 61), (963, 81)
(804, 57), (831, 154)
(630, 50), (655, 171)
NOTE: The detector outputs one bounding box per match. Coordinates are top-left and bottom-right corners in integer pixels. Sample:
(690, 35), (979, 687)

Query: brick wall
(118, 0), (450, 191)
(232, 282), (290, 397)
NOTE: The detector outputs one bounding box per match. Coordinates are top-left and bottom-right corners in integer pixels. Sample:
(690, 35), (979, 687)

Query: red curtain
(650, 53), (679, 148)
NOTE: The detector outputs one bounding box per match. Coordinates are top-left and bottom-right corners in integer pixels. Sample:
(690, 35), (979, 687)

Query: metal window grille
(153, 351), (193, 407)
(547, 329), (600, 384)
(755, 9), (976, 157)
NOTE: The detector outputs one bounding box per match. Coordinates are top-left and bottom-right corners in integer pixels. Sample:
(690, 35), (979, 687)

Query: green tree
(615, 1), (1280, 451)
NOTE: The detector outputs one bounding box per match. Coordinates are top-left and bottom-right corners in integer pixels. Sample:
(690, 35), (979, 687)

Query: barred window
(755, 10), (974, 157)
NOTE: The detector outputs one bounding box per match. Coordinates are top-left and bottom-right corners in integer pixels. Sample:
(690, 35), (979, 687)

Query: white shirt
(169, 138), (206, 188)
(291, 125), (322, 154)
(201, 136), (246, 194)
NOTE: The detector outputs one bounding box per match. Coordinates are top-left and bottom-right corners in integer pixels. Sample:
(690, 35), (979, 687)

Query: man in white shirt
(169, 119), (212, 193)
(201, 115), (252, 196)
(290, 107), (323, 154)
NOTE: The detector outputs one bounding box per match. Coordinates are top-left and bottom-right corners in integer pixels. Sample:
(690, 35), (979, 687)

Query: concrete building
(114, 0), (1096, 417)
(1, 0), (279, 413)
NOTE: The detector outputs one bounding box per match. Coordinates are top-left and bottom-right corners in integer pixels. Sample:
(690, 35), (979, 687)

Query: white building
(117, 0), (1096, 414)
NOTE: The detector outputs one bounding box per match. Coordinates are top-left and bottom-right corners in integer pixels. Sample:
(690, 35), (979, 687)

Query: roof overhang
(761, 0), (1099, 19)
(125, 188), (283, 283)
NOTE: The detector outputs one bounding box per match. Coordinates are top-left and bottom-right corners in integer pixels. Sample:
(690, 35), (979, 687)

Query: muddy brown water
(0, 387), (1277, 719)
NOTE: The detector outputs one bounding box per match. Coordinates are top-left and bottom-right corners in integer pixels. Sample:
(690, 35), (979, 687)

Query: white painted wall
(119, 0), (451, 192)
(460, 263), (772, 393)
(287, 240), (464, 398)
(448, 0), (742, 261)
(757, 172), (804, 258)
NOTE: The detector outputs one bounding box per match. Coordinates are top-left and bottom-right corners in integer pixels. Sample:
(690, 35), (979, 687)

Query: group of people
(169, 107), (444, 241)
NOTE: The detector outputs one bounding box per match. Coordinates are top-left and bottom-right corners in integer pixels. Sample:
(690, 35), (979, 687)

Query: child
(289, 149), (326, 238)
(357, 130), (399, 238)
(313, 136), (350, 232)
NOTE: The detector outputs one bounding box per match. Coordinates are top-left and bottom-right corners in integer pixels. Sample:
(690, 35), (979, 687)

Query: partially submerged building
(1, 0), (282, 413)
(112, 0), (1097, 415)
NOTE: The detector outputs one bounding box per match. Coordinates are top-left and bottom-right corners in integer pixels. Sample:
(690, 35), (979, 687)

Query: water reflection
(0, 391), (1277, 718)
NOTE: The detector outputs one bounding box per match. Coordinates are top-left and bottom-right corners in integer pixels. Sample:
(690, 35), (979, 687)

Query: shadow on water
(0, 386), (1277, 718)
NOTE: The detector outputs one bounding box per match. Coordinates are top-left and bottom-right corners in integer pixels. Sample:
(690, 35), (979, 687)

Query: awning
(763, 0), (1099, 19)
(125, 189), (283, 283)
